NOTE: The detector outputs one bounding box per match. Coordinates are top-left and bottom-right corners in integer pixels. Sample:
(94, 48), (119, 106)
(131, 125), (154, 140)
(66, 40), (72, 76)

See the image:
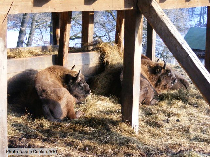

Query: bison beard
(30, 65), (90, 121)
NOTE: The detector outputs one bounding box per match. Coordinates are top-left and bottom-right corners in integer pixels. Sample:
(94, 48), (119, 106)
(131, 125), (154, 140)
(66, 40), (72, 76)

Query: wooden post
(51, 12), (60, 45)
(58, 11), (72, 66)
(82, 11), (94, 50)
(0, 14), (8, 156)
(205, 6), (210, 72)
(146, 22), (156, 61)
(121, 9), (143, 133)
(138, 0), (210, 104)
(115, 10), (125, 53)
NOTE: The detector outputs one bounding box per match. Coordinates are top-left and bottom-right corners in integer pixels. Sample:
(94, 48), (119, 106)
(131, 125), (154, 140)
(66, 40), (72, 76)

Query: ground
(8, 77), (210, 156)
(7, 43), (210, 156)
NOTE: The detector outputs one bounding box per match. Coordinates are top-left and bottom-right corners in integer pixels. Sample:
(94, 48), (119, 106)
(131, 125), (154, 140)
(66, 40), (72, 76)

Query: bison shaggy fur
(32, 65), (90, 121)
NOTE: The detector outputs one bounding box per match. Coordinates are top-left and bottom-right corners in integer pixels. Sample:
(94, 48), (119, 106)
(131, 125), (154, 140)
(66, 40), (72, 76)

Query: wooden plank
(7, 51), (101, 80)
(138, 0), (210, 104)
(82, 11), (94, 50)
(121, 9), (143, 133)
(0, 0), (134, 14)
(51, 12), (60, 45)
(157, 0), (210, 9)
(115, 10), (125, 53)
(1, 0), (210, 14)
(58, 12), (72, 66)
(205, 6), (210, 72)
(0, 14), (8, 157)
(146, 22), (156, 61)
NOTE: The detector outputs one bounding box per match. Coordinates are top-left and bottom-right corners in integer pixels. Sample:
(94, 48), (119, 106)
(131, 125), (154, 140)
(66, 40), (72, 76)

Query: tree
(17, 13), (29, 47)
(27, 14), (37, 46)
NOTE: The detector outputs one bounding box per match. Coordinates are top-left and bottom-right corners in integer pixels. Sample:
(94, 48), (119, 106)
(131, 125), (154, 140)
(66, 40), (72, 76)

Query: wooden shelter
(1, 0), (210, 156)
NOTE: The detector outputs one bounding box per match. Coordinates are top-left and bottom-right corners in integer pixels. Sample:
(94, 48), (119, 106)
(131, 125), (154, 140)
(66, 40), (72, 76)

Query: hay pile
(89, 42), (123, 96)
(7, 46), (58, 59)
(8, 42), (210, 156)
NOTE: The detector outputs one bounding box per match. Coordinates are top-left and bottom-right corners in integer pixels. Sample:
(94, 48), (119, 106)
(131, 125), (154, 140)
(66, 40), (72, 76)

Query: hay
(7, 42), (210, 156)
(7, 47), (58, 59)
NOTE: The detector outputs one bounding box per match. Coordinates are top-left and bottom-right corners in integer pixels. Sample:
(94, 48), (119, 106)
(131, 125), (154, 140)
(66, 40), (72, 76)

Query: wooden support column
(51, 12), (60, 45)
(58, 11), (72, 66)
(82, 11), (94, 50)
(146, 22), (156, 61)
(0, 14), (8, 156)
(138, 0), (210, 104)
(115, 10), (125, 53)
(121, 9), (143, 133)
(205, 6), (210, 72)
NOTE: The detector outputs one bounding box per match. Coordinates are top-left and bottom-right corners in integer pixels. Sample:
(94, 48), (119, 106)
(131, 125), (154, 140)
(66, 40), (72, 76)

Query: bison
(141, 55), (189, 92)
(30, 65), (90, 121)
(120, 72), (157, 105)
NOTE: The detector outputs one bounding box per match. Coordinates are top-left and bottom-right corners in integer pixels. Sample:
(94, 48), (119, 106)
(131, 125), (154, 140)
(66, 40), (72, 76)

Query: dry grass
(7, 47), (58, 59)
(7, 43), (210, 156)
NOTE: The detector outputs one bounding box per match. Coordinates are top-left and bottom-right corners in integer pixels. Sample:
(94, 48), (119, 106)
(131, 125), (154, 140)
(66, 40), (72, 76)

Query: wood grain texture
(146, 22), (156, 61)
(205, 6), (210, 72)
(82, 11), (94, 50)
(58, 12), (72, 66)
(121, 9), (143, 133)
(138, 0), (210, 104)
(0, 14), (8, 157)
(115, 10), (125, 54)
(0, 0), (134, 14)
(0, 0), (210, 14)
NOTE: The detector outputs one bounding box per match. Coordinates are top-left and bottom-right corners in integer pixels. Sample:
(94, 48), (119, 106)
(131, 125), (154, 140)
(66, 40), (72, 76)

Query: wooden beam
(205, 6), (210, 72)
(121, 9), (143, 133)
(0, 0), (134, 14)
(58, 12), (72, 66)
(0, 14), (8, 157)
(138, 0), (210, 104)
(156, 0), (210, 9)
(51, 12), (60, 45)
(115, 10), (125, 53)
(82, 11), (94, 50)
(146, 22), (156, 61)
(1, 0), (210, 14)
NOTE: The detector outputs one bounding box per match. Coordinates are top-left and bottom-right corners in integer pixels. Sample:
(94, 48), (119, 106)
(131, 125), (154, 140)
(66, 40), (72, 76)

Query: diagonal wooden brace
(138, 0), (210, 104)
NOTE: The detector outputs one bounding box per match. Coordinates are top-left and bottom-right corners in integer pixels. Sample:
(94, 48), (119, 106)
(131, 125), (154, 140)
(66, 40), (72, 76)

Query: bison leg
(42, 99), (64, 122)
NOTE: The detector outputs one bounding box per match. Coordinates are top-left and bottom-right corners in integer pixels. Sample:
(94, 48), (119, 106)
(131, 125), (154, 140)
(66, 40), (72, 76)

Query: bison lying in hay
(8, 65), (90, 121)
(7, 43), (210, 156)
(31, 65), (90, 121)
(90, 52), (189, 105)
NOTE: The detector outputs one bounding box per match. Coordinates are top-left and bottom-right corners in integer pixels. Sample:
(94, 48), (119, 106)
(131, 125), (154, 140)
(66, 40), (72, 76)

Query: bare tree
(27, 14), (37, 46)
(17, 13), (29, 47)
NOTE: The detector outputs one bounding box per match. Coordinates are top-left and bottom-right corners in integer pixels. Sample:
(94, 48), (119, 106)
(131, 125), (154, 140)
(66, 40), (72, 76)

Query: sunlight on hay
(7, 47), (58, 59)
(7, 42), (210, 156)
(93, 42), (123, 69)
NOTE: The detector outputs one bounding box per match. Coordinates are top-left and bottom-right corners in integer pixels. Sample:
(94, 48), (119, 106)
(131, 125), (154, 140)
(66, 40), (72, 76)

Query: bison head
(65, 71), (90, 103)
(149, 61), (177, 92)
(155, 68), (177, 91)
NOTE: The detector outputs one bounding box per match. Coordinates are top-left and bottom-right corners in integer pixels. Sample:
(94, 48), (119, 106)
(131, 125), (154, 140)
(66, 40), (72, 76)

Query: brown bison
(120, 72), (157, 105)
(33, 65), (90, 121)
(119, 55), (189, 105)
(141, 55), (189, 92)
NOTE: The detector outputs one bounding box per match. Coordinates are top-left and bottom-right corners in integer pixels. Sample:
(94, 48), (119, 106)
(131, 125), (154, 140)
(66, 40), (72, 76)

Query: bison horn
(163, 60), (166, 69)
(71, 65), (75, 70)
(75, 70), (81, 81)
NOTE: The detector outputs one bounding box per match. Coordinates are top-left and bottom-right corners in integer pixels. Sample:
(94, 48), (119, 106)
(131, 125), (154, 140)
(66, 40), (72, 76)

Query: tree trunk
(17, 13), (29, 47)
(27, 14), (37, 47)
